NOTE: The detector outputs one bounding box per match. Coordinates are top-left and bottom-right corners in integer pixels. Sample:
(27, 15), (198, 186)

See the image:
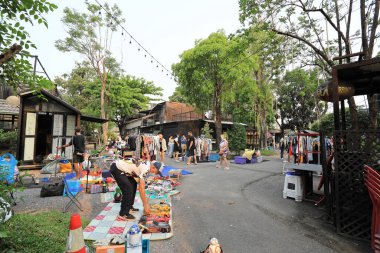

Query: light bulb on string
(144, 53), (147, 57)
(151, 58), (153, 63)
(156, 64), (159, 68)
(138, 47), (141, 51)
(121, 31), (124, 36)
(129, 37), (132, 44)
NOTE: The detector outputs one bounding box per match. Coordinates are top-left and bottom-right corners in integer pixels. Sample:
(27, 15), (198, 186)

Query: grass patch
(260, 149), (277, 156)
(0, 211), (88, 253)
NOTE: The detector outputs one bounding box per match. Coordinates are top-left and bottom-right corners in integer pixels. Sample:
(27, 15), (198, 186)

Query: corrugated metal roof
(0, 99), (19, 115)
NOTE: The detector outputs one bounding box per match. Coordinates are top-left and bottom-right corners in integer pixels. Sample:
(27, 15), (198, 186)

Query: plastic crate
(209, 153), (219, 162)
(234, 156), (246, 164)
(250, 157), (257, 164)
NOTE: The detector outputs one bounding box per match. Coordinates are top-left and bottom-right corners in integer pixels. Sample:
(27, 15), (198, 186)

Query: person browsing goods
(58, 126), (85, 179)
(110, 160), (162, 220)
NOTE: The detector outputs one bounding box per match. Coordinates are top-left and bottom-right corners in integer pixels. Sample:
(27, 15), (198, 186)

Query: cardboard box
(95, 244), (125, 253)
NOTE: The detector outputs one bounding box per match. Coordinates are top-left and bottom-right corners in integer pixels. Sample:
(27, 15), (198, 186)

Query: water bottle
(127, 224), (141, 247)
(62, 152), (65, 158)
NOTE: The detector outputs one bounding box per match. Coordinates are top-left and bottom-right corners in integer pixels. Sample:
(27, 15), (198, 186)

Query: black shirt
(187, 136), (195, 150)
(69, 135), (85, 154)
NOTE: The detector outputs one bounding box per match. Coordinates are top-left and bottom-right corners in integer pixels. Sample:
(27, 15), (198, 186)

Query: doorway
(35, 114), (53, 160)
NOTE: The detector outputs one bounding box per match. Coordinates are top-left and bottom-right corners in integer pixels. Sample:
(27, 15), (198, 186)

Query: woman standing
(180, 134), (187, 161)
(217, 134), (229, 170)
(167, 136), (174, 158)
(173, 134), (180, 162)
(158, 132), (167, 164)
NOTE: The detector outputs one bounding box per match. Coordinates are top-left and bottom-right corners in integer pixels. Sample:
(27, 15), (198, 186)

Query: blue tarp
(161, 166), (193, 177)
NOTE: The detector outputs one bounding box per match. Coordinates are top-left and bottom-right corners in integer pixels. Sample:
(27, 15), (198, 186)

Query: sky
(27, 0), (242, 100)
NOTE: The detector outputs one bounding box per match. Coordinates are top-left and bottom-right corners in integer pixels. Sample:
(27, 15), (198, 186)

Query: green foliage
(227, 124), (247, 153)
(0, 130), (17, 153)
(201, 122), (214, 139)
(0, 211), (88, 252)
(172, 31), (257, 143)
(311, 108), (376, 137)
(169, 86), (188, 103)
(0, 0), (57, 49)
(277, 68), (326, 131)
(0, 0), (57, 92)
(260, 149), (276, 156)
(57, 62), (162, 137)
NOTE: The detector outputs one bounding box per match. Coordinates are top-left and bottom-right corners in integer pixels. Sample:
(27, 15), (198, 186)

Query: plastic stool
(283, 172), (303, 202)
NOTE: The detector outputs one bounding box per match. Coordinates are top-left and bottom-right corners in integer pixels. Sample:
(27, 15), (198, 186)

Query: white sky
(26, 0), (242, 100)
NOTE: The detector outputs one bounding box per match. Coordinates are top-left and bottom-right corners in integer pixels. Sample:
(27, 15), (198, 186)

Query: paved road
(150, 156), (371, 253)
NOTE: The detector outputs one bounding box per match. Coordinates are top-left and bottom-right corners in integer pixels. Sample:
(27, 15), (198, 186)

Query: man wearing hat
(110, 160), (162, 220)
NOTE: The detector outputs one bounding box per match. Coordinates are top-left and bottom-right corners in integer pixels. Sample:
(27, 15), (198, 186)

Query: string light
(94, 0), (176, 81)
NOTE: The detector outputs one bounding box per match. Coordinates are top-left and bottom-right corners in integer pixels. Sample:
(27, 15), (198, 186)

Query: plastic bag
(59, 162), (72, 173)
(0, 153), (17, 183)
(41, 160), (60, 174)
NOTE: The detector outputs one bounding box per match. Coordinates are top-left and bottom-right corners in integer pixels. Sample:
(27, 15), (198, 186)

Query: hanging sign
(315, 80), (355, 102)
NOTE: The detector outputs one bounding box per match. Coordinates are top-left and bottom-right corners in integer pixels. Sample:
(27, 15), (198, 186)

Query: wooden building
(16, 90), (106, 164)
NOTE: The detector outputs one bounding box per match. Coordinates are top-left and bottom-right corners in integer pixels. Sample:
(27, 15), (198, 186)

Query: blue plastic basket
(209, 153), (219, 162)
(234, 156), (246, 164)
(0, 153), (17, 184)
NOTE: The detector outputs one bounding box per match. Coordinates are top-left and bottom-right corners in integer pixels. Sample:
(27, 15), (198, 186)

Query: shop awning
(81, 115), (108, 123)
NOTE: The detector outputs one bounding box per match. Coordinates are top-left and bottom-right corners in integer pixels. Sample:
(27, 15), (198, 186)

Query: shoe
(224, 167), (230, 170)
(130, 206), (139, 212)
(118, 213), (136, 221)
(216, 165), (220, 168)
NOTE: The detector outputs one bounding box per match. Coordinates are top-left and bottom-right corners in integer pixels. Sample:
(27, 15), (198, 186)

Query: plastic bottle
(62, 152), (65, 158)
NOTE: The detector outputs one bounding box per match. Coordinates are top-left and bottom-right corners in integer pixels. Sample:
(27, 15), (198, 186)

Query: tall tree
(56, 2), (124, 143)
(172, 31), (257, 144)
(109, 76), (163, 136)
(277, 68), (326, 131)
(56, 62), (162, 138)
(239, 0), (380, 128)
(0, 0), (57, 92)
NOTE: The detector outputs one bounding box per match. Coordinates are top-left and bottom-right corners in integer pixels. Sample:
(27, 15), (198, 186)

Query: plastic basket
(209, 153), (219, 162)
(234, 156), (246, 164)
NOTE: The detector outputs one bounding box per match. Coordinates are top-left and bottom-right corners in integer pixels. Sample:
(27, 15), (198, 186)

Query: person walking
(167, 135), (174, 158)
(217, 134), (229, 170)
(180, 134), (187, 161)
(173, 134), (180, 162)
(58, 126), (85, 179)
(280, 138), (285, 159)
(186, 131), (197, 165)
(157, 132), (167, 164)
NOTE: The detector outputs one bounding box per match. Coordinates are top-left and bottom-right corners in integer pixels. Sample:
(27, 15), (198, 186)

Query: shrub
(227, 124), (246, 153)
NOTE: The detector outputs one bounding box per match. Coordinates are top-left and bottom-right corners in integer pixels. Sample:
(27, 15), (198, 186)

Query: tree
(277, 68), (326, 131)
(311, 108), (377, 137)
(239, 0), (380, 128)
(56, 62), (162, 138)
(227, 124), (247, 153)
(172, 31), (257, 144)
(169, 86), (188, 103)
(201, 122), (214, 139)
(109, 76), (163, 136)
(56, 2), (124, 143)
(0, 0), (57, 92)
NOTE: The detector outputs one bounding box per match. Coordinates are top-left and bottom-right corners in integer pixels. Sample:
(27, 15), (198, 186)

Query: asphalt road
(150, 156), (371, 253)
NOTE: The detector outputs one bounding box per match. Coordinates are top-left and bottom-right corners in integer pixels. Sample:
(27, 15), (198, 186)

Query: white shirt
(114, 160), (149, 179)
